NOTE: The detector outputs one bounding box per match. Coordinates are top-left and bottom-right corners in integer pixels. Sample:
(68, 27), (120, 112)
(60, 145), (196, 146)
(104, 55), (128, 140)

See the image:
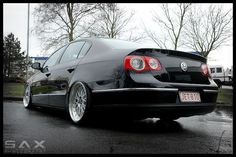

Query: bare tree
(127, 30), (147, 42)
(145, 3), (191, 50)
(33, 3), (98, 51)
(184, 5), (232, 57)
(88, 3), (135, 39)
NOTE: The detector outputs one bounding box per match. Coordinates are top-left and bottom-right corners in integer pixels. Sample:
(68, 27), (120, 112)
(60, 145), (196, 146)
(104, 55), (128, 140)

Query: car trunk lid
(128, 48), (210, 84)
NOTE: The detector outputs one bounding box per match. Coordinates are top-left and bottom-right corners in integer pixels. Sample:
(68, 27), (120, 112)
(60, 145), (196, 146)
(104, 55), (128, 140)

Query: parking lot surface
(3, 101), (233, 154)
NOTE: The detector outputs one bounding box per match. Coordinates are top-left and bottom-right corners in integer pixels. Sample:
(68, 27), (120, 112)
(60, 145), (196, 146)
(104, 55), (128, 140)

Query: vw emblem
(180, 62), (188, 72)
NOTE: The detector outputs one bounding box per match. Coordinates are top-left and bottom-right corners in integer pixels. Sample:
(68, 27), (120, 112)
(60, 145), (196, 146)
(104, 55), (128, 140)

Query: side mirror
(31, 62), (42, 71)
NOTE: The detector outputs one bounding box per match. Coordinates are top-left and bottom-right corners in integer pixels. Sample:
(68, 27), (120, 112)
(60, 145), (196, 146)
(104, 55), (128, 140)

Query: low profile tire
(68, 82), (91, 124)
(23, 85), (33, 109)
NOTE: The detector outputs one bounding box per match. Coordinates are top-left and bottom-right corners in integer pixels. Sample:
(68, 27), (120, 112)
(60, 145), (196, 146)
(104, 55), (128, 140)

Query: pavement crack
(109, 146), (114, 154)
(216, 130), (226, 153)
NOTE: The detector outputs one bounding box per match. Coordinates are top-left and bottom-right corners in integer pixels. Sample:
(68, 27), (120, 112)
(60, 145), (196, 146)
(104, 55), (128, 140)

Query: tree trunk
(8, 61), (11, 78)
(69, 31), (73, 42)
(67, 3), (74, 42)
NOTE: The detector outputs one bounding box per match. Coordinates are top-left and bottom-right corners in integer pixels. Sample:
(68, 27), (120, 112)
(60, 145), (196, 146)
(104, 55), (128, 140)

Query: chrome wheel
(69, 82), (88, 123)
(23, 85), (31, 108)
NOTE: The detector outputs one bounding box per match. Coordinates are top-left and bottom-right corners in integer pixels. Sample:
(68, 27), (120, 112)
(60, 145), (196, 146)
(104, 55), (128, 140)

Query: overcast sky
(3, 3), (233, 69)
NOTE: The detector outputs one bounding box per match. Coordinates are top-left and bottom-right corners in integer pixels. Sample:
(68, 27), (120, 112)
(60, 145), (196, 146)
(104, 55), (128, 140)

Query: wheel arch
(65, 81), (92, 110)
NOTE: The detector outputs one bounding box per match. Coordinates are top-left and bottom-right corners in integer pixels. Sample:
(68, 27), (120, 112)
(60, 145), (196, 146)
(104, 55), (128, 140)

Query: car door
(32, 45), (67, 107)
(47, 41), (91, 108)
(31, 72), (49, 106)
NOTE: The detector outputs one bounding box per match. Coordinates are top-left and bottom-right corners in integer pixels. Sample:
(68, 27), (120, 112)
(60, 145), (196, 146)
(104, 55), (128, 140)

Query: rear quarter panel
(69, 44), (136, 90)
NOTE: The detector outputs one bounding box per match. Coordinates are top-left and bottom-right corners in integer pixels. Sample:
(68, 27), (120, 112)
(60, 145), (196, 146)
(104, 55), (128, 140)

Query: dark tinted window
(43, 46), (66, 68)
(210, 68), (215, 73)
(60, 41), (85, 64)
(79, 42), (91, 57)
(216, 68), (222, 73)
(100, 38), (142, 49)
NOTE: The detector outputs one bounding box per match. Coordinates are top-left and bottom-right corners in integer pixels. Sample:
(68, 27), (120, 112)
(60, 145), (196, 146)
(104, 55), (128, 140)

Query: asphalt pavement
(3, 101), (233, 154)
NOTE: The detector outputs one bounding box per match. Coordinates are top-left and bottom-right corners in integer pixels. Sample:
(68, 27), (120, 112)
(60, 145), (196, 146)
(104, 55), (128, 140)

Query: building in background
(30, 57), (48, 65)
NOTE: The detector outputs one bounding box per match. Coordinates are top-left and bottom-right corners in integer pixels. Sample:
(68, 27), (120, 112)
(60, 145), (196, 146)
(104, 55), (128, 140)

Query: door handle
(67, 67), (75, 73)
(45, 73), (51, 77)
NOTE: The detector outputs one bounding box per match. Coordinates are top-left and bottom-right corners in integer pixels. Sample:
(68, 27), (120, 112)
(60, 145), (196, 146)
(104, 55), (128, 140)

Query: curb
(216, 105), (232, 109)
(3, 97), (23, 101)
(216, 102), (232, 108)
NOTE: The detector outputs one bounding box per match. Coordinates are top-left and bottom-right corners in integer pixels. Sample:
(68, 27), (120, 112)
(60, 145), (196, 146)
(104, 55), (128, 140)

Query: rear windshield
(99, 38), (142, 49)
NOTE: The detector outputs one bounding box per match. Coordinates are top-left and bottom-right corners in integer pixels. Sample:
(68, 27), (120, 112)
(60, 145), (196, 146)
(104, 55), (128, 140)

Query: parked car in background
(209, 65), (233, 87)
(228, 66), (233, 83)
(23, 38), (218, 124)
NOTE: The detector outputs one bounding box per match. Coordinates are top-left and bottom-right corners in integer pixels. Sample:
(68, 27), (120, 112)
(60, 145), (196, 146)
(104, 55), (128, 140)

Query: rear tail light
(201, 64), (211, 78)
(124, 55), (161, 72)
(145, 56), (161, 70)
(130, 56), (145, 71)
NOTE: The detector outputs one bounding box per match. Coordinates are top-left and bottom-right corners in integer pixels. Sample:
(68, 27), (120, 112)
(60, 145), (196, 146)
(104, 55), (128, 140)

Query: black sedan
(24, 38), (218, 124)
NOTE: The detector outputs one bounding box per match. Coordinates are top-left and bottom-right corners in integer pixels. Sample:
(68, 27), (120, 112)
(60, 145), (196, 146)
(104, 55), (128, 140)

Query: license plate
(179, 91), (201, 102)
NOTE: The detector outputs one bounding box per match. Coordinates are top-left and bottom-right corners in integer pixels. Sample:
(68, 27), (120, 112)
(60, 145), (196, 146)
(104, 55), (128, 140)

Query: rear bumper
(91, 87), (218, 118)
(93, 87), (218, 93)
(92, 103), (216, 118)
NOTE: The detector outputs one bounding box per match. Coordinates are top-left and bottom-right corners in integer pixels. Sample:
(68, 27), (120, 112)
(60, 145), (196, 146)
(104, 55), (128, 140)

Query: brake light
(201, 64), (211, 78)
(145, 56), (161, 70)
(124, 55), (161, 72)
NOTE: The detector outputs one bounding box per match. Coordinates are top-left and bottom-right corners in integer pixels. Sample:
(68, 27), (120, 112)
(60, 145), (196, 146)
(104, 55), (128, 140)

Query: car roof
(73, 37), (143, 49)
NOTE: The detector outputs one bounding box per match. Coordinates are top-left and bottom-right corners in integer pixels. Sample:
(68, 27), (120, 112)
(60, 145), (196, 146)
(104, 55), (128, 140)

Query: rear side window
(216, 68), (222, 73)
(60, 41), (85, 64)
(79, 42), (91, 58)
(43, 46), (66, 68)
